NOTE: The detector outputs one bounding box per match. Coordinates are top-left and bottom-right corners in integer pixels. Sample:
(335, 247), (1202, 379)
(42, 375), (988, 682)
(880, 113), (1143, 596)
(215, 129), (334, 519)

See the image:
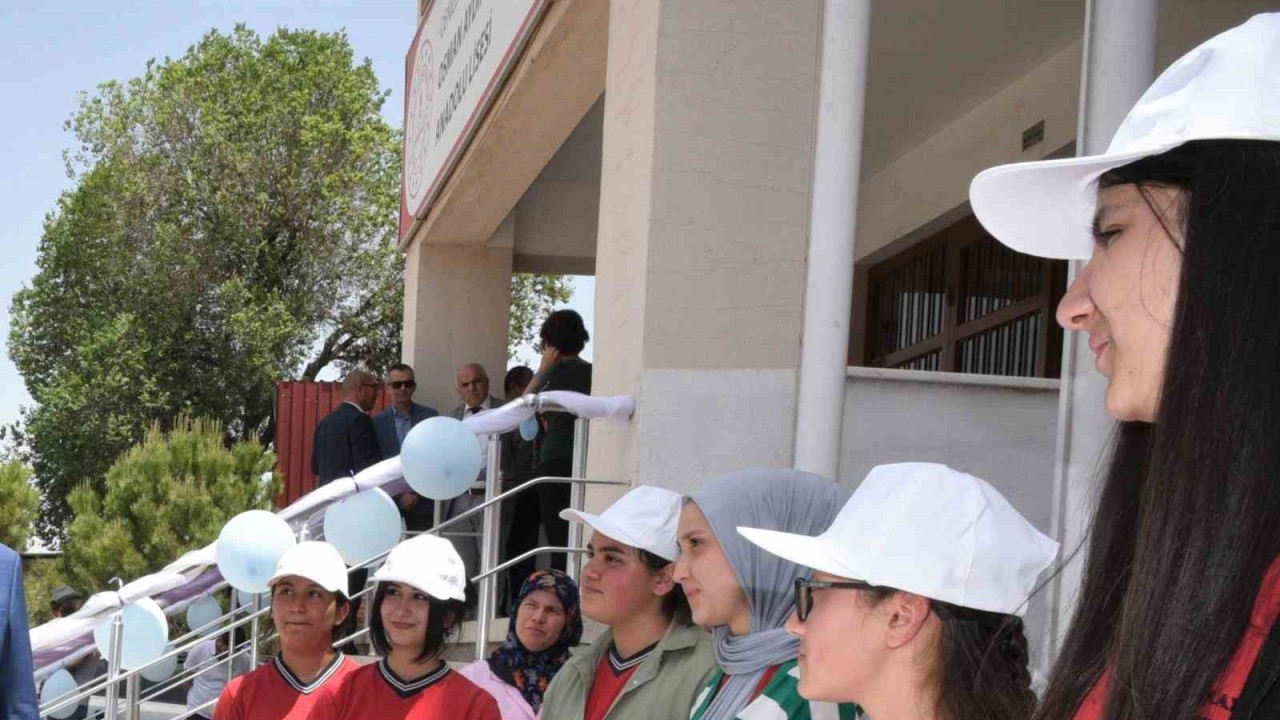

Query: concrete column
(1046, 0), (1158, 659)
(402, 218), (514, 412)
(588, 0), (824, 501)
(793, 0), (872, 478)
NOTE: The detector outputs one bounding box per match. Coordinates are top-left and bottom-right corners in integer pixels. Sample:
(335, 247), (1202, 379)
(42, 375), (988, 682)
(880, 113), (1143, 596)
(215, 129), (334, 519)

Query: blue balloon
(216, 510), (296, 594)
(235, 588), (270, 610)
(140, 645), (178, 683)
(93, 598), (169, 670)
(401, 417), (483, 500)
(185, 595), (223, 635)
(519, 414), (539, 442)
(324, 488), (403, 565)
(40, 668), (79, 719)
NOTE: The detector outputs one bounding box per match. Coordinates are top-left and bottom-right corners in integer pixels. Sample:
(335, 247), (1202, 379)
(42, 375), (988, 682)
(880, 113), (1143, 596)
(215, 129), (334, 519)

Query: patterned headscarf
(487, 569), (583, 712)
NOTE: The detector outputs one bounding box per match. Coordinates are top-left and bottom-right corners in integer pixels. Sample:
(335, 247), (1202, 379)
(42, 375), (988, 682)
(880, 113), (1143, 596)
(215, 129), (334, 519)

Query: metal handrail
(41, 405), (616, 717)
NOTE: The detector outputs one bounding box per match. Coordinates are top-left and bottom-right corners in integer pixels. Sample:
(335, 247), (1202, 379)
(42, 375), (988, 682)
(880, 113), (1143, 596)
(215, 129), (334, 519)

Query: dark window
(863, 215), (1067, 379)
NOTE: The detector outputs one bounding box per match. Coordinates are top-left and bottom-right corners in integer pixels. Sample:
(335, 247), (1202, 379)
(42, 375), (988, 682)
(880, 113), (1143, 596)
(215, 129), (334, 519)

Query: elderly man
(443, 363), (504, 614)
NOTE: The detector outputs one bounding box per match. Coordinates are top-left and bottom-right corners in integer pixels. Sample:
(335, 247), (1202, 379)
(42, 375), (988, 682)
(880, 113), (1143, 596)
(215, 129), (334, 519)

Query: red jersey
(309, 659), (500, 720)
(583, 642), (656, 720)
(213, 652), (357, 720)
(1074, 557), (1280, 720)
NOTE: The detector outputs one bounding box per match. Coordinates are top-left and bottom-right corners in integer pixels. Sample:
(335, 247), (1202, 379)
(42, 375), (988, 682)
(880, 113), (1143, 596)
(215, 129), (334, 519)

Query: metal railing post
(566, 417), (590, 583)
(124, 673), (140, 720)
(250, 592), (262, 669)
(104, 612), (123, 720)
(475, 434), (502, 661)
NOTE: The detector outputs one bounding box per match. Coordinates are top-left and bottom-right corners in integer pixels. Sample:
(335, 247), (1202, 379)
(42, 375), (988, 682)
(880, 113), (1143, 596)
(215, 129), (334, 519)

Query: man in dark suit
(0, 542), (38, 719)
(310, 370), (382, 486)
(445, 363), (505, 615)
(373, 363), (438, 530)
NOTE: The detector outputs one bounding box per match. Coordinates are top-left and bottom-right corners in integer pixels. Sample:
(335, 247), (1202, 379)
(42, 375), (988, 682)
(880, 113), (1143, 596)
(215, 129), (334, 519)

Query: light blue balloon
(40, 668), (79, 719)
(401, 417), (483, 500)
(519, 414), (539, 442)
(93, 598), (168, 670)
(235, 588), (270, 610)
(185, 595), (223, 635)
(324, 488), (402, 565)
(216, 510), (296, 594)
(140, 645), (178, 683)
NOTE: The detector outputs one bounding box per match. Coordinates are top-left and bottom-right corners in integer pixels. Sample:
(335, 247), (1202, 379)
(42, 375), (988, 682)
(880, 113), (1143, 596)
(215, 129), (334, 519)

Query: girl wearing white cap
(539, 485), (715, 720)
(675, 468), (859, 720)
(739, 463), (1058, 720)
(309, 534), (500, 720)
(214, 541), (358, 720)
(968, 13), (1280, 720)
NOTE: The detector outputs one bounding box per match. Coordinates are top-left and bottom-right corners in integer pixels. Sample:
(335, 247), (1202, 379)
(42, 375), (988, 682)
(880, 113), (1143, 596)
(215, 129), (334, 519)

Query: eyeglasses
(793, 576), (879, 622)
(388, 380), (416, 390)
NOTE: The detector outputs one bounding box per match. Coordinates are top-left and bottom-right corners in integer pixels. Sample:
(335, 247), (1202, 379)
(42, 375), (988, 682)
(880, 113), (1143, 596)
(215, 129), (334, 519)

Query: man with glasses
(373, 363), (438, 530)
(310, 370), (382, 486)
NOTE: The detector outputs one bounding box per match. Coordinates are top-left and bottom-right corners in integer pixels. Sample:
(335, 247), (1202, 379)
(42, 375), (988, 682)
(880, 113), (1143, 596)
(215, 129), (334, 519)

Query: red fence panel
(274, 381), (392, 507)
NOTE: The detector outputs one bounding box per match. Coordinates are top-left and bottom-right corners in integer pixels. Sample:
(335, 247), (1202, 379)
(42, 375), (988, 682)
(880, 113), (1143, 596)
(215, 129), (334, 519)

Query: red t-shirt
(1073, 557), (1280, 720)
(583, 643), (656, 720)
(309, 659), (501, 720)
(213, 653), (357, 720)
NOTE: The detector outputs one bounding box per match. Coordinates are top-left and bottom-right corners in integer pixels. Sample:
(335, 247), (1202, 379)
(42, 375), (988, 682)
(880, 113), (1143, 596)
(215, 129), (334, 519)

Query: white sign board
(401, 0), (547, 240)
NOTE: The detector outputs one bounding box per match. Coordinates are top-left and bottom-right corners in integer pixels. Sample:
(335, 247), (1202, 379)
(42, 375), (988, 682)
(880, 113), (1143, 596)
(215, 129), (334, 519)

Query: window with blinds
(864, 214), (1067, 379)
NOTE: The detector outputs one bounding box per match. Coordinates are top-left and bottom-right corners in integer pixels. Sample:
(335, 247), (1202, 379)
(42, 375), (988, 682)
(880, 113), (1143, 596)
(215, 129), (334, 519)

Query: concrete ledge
(846, 365), (1061, 392)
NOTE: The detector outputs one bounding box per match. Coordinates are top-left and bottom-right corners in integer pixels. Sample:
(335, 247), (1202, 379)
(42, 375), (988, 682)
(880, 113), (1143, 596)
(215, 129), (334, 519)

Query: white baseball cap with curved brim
(268, 541), (351, 598)
(737, 463), (1059, 616)
(370, 534), (467, 602)
(970, 13), (1280, 261)
(560, 485), (683, 562)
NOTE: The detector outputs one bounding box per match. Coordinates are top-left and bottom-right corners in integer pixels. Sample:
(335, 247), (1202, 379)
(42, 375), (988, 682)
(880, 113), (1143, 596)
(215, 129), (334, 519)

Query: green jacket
(689, 659), (861, 720)
(540, 618), (716, 720)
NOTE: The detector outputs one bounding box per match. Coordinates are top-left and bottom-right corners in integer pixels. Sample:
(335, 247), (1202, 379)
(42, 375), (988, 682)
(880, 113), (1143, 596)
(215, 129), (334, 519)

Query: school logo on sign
(404, 36), (436, 206)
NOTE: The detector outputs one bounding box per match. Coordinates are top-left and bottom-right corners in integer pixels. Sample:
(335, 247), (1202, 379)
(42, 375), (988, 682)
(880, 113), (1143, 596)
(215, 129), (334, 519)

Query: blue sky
(0, 1), (591, 429)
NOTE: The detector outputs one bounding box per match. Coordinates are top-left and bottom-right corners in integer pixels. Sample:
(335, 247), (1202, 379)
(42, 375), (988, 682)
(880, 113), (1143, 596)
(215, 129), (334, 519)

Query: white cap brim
(370, 569), (466, 603)
(969, 145), (1171, 261)
(737, 526), (860, 582)
(560, 508), (676, 562)
(267, 569), (347, 598)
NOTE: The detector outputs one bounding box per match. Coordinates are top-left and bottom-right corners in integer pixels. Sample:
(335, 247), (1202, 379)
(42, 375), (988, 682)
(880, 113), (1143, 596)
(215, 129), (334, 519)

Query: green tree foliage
(0, 461), (39, 551)
(509, 274), (574, 361)
(8, 25), (572, 541)
(59, 417), (277, 596)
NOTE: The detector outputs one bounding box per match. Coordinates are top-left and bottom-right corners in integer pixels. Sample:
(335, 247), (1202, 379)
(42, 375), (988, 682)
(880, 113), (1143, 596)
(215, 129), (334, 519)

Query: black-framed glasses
(388, 380), (416, 390)
(794, 577), (878, 622)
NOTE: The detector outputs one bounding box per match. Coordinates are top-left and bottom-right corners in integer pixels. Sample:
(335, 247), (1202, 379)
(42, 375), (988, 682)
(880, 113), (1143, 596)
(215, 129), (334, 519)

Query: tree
(0, 461), (39, 551)
(8, 26), (570, 541)
(508, 274), (574, 361)
(59, 417), (277, 596)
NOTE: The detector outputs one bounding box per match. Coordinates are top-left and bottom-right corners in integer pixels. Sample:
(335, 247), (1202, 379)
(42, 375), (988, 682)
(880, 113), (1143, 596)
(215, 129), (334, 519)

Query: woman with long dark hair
(968, 14), (1280, 720)
(739, 463), (1058, 720)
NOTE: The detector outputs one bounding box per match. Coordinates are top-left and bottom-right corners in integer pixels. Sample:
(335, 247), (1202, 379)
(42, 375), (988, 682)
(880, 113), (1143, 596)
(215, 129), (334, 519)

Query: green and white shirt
(688, 660), (861, 720)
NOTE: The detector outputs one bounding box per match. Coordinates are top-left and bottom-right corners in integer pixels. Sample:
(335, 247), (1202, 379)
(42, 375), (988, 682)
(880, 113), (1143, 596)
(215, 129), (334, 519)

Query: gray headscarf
(688, 468), (848, 720)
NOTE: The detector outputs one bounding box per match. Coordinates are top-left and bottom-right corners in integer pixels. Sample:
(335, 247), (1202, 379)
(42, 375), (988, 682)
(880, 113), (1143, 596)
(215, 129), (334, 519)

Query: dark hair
(863, 587), (1034, 720)
(639, 549), (691, 621)
(504, 366), (534, 397)
(1036, 140), (1280, 720)
(387, 362), (414, 377)
(368, 583), (466, 663)
(538, 309), (590, 356)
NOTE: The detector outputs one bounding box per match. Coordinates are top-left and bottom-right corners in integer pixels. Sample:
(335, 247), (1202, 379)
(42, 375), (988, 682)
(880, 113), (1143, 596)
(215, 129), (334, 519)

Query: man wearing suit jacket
(373, 363), (438, 531)
(310, 371), (382, 486)
(446, 363), (504, 615)
(0, 542), (38, 719)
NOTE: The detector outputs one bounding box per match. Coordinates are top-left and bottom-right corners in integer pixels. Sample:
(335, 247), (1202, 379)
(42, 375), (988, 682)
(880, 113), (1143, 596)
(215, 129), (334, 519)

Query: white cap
(970, 13), (1280, 260)
(268, 541), (350, 598)
(370, 534), (467, 602)
(738, 463), (1059, 616)
(560, 485), (682, 562)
